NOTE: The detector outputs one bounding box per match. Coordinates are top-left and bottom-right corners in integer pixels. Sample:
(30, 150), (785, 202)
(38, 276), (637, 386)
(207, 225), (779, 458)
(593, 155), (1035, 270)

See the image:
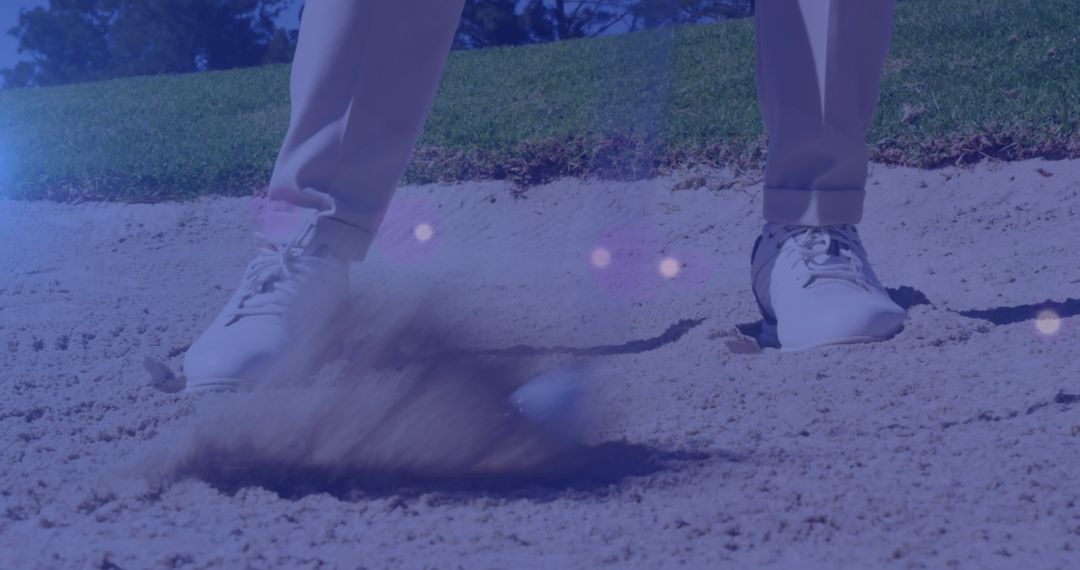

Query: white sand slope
(0, 158), (1078, 568)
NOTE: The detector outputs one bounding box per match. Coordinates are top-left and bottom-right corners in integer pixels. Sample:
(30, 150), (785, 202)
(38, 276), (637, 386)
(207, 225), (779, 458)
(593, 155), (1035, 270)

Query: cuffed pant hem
(762, 188), (865, 226)
(260, 195), (378, 263)
(310, 216), (376, 262)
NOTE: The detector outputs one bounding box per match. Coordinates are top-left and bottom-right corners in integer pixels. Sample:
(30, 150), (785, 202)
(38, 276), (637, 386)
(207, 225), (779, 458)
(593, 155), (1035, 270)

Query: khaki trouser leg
(264, 0), (465, 261)
(755, 0), (895, 226)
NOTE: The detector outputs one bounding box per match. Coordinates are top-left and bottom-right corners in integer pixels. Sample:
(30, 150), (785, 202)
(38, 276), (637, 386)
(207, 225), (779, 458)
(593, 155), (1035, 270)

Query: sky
(0, 0), (46, 71)
(0, 0), (304, 74)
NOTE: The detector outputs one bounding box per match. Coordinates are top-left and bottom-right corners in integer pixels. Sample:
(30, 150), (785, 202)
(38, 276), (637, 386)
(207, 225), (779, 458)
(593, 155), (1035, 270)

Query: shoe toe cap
(778, 293), (907, 350)
(182, 328), (281, 388)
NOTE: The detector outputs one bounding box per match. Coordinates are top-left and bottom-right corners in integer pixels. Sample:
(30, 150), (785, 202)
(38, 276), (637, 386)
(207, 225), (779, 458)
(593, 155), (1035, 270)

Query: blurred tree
(522, 0), (638, 42)
(2, 0), (299, 88)
(261, 27), (300, 64)
(4, 0), (755, 87)
(631, 0), (754, 29)
(453, 0), (529, 49)
(451, 0), (754, 48)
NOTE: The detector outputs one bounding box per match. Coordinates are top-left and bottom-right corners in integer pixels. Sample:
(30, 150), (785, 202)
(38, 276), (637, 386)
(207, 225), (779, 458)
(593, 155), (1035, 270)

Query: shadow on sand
(189, 442), (741, 502)
(955, 297), (1080, 325)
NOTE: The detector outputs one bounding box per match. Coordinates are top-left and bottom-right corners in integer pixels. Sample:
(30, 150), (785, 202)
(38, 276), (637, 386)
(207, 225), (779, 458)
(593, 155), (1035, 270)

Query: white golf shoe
(751, 223), (906, 351)
(182, 211), (353, 391)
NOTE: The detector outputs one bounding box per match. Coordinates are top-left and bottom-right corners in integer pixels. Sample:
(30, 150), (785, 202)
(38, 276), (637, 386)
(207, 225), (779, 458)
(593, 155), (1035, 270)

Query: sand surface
(1, 158), (1078, 569)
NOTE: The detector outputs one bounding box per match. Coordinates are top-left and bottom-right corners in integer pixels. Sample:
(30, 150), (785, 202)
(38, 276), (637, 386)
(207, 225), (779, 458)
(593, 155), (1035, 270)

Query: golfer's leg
(265, 0), (465, 261)
(755, 0), (895, 225)
(750, 1), (905, 351)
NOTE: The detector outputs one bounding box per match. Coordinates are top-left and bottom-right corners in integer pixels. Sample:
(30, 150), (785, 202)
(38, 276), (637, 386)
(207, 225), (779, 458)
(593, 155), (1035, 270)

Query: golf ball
(510, 364), (587, 442)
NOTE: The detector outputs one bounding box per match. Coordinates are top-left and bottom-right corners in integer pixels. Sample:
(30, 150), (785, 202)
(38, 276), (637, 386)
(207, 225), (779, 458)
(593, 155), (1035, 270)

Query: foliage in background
(0, 0), (1075, 202)
(1, 1), (755, 89)
(1, 0), (297, 88)
(454, 0), (754, 48)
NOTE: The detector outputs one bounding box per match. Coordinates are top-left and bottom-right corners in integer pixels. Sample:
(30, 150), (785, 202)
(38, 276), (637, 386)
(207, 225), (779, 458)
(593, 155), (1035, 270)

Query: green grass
(0, 0), (1077, 202)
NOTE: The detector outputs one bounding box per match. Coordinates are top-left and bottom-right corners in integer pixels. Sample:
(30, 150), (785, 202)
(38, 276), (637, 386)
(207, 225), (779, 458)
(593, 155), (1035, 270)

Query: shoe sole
(184, 378), (241, 393)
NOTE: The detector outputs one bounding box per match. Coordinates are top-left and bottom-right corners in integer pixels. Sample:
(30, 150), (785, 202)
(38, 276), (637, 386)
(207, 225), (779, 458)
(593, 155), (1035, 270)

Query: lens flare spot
(413, 223), (434, 242)
(659, 257), (680, 279)
(591, 247), (612, 268)
(1034, 309), (1061, 336)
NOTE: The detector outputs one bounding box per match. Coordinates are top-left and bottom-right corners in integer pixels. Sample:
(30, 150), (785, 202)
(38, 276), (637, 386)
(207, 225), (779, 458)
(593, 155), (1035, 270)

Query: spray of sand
(140, 298), (590, 497)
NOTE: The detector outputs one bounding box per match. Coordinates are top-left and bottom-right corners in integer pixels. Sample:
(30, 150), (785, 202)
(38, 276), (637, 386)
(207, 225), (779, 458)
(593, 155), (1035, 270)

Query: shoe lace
(787, 225), (870, 290)
(226, 207), (335, 322)
(228, 237), (307, 320)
